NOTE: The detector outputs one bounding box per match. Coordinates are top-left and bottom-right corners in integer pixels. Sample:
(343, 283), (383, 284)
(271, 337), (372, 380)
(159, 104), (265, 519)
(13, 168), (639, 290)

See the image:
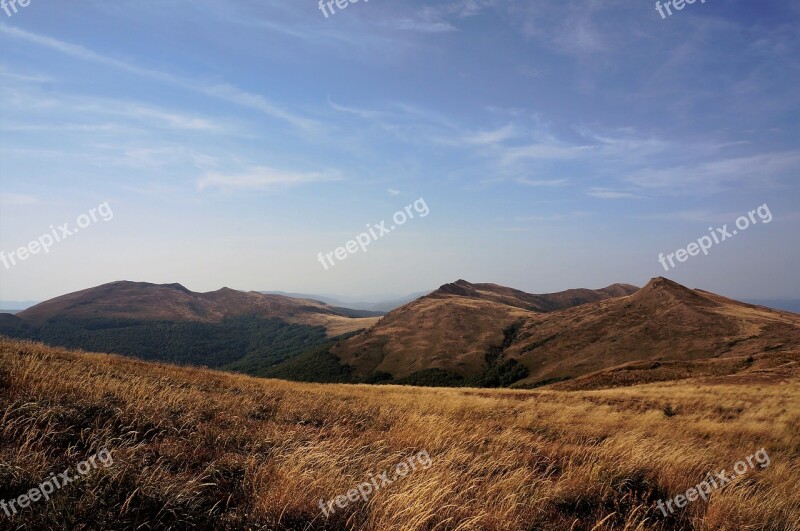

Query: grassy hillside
(261, 323), (529, 388)
(507, 278), (800, 387)
(0, 281), (380, 378)
(331, 281), (639, 381)
(326, 278), (800, 389)
(0, 315), (329, 373)
(15, 281), (378, 331)
(1, 338), (798, 530)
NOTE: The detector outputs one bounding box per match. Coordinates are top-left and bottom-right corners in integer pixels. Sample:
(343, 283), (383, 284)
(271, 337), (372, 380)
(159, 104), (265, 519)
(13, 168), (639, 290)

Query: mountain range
(1, 278), (798, 389)
(0, 281), (379, 374)
(259, 291), (429, 313)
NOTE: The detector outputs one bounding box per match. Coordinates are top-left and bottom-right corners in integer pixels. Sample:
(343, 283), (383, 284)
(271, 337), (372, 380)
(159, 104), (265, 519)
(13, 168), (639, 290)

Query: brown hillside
(1, 337), (798, 529)
(510, 277), (800, 386)
(333, 281), (638, 378)
(18, 281), (378, 336)
(430, 279), (639, 312)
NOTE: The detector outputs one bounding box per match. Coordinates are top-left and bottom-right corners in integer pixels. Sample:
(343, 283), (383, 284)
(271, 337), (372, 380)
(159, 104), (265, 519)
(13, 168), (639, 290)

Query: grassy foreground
(1, 338), (798, 530)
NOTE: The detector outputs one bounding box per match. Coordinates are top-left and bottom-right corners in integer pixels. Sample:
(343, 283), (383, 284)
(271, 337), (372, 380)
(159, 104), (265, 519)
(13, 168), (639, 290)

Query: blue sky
(0, 0), (798, 302)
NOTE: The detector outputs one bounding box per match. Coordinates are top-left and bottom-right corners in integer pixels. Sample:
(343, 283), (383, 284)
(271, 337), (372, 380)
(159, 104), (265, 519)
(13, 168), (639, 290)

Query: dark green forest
(0, 315), (329, 374)
(0, 315), (529, 387)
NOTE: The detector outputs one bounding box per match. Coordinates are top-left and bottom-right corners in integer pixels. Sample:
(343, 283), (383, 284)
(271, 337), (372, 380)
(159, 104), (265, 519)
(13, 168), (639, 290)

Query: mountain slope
(743, 299), (800, 314)
(2, 281), (380, 374)
(428, 279), (638, 312)
(18, 281), (379, 333)
(3, 336), (798, 529)
(307, 278), (800, 388)
(507, 277), (800, 386)
(260, 290), (429, 313)
(8, 278), (798, 391)
(330, 280), (639, 380)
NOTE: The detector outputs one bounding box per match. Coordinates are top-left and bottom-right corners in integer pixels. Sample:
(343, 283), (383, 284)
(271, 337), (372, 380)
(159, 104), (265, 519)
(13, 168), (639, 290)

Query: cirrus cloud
(198, 166), (342, 192)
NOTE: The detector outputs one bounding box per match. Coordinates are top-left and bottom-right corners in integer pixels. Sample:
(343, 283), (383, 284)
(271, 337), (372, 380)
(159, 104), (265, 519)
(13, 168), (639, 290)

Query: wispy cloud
(587, 188), (641, 200)
(386, 18), (456, 33)
(516, 178), (569, 187)
(553, 16), (608, 56)
(462, 124), (518, 146)
(328, 98), (387, 120)
(0, 193), (39, 206)
(0, 123), (124, 133)
(636, 210), (736, 223)
(416, 0), (499, 22)
(197, 166), (342, 192)
(514, 211), (590, 222)
(203, 84), (321, 133)
(0, 23), (319, 132)
(625, 152), (800, 194)
(103, 102), (221, 131)
(0, 23), (174, 81)
(502, 143), (594, 163)
(0, 66), (52, 83)
(0, 84), (227, 133)
(109, 147), (219, 170)
(378, 0), (499, 33)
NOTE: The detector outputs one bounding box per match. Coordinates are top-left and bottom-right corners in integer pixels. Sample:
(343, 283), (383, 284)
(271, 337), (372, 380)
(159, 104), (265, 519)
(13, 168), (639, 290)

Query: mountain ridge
(17, 280), (380, 334)
(3, 277), (800, 390)
(325, 277), (800, 387)
(0, 281), (382, 376)
(330, 280), (641, 380)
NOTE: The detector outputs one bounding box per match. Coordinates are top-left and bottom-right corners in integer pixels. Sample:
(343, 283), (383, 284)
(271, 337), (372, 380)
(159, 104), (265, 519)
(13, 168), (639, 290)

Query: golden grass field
(1, 337), (799, 530)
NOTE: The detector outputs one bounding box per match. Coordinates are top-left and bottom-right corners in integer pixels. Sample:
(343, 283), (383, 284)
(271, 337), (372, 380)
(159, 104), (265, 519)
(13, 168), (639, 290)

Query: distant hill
(260, 290), (430, 313)
(743, 299), (800, 314)
(266, 278), (800, 388)
(0, 300), (38, 312)
(327, 280), (639, 384)
(16, 281), (379, 333)
(0, 281), (379, 375)
(6, 278), (799, 391)
(506, 277), (800, 387)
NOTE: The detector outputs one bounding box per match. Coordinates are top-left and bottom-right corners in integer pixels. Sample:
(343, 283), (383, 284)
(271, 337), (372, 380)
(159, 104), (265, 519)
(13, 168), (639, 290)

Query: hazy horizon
(2, 0), (799, 301)
(5, 276), (800, 313)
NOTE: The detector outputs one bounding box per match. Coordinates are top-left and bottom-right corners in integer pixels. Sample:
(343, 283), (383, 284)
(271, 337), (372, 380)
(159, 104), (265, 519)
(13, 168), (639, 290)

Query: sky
(0, 0), (798, 302)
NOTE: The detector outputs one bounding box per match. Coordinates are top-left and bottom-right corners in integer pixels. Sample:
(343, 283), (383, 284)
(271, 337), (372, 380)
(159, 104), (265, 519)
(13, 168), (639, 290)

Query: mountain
(0, 281), (380, 375)
(260, 290), (430, 313)
(505, 277), (800, 387)
(6, 278), (798, 391)
(274, 277), (800, 388)
(427, 279), (638, 312)
(321, 280), (639, 384)
(16, 281), (379, 332)
(0, 300), (38, 312)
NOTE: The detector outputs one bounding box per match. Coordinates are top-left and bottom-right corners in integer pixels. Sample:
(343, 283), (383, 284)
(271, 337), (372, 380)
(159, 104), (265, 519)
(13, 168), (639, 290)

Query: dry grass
(1, 337), (798, 530)
(335, 294), (537, 378)
(286, 314), (381, 337)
